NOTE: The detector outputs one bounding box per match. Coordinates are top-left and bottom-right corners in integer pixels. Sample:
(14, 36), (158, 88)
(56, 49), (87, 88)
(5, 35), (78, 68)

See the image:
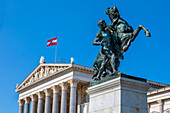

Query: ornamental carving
(20, 65), (69, 89)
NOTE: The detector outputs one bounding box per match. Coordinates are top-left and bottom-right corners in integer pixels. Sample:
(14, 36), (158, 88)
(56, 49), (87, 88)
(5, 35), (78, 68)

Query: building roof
(147, 80), (170, 88)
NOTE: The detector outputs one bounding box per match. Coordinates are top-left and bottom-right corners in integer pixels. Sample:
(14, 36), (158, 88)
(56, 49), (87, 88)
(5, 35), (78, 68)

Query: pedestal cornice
(87, 75), (150, 97)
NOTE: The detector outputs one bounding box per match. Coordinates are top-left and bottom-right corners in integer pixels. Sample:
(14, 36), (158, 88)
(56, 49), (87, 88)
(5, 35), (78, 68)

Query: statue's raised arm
(93, 30), (102, 46)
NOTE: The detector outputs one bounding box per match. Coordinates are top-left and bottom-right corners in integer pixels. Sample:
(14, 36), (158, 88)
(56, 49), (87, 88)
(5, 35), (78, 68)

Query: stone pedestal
(87, 73), (150, 113)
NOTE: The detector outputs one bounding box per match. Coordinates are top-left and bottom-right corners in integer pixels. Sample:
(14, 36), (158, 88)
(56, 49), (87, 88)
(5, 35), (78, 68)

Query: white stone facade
(15, 63), (94, 113)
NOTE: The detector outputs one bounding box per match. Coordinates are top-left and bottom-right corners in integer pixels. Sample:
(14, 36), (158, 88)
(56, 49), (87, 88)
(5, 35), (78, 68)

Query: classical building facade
(15, 58), (170, 113)
(15, 59), (94, 113)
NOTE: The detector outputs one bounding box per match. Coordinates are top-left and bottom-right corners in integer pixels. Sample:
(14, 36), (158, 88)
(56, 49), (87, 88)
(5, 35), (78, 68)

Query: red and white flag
(47, 37), (57, 47)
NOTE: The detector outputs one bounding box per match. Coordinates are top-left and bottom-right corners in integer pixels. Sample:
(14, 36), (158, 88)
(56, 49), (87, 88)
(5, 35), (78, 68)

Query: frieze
(19, 66), (68, 89)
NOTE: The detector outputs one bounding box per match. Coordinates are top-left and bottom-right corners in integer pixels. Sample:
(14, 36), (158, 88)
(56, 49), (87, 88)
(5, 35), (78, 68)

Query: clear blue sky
(0, 0), (170, 112)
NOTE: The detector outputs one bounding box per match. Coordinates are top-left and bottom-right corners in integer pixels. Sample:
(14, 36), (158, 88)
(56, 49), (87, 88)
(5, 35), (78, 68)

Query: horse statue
(92, 6), (151, 81)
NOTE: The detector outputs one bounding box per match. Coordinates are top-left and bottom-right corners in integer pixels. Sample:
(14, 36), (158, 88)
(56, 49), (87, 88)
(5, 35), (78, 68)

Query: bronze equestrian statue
(92, 6), (151, 81)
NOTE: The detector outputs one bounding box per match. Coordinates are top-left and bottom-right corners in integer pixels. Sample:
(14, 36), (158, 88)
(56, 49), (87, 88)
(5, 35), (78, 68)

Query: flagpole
(55, 44), (57, 63)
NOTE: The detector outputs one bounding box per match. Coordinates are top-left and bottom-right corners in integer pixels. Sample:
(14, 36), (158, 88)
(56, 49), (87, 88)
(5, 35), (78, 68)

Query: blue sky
(0, 0), (170, 112)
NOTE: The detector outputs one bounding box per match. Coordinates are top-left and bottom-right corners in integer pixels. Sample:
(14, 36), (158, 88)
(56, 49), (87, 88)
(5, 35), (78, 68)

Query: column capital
(30, 94), (38, 102)
(24, 97), (31, 104)
(77, 85), (82, 93)
(44, 89), (52, 96)
(82, 84), (89, 91)
(51, 86), (60, 93)
(157, 100), (163, 105)
(59, 82), (69, 90)
(18, 99), (24, 106)
(147, 104), (150, 108)
(69, 79), (79, 87)
(37, 91), (44, 99)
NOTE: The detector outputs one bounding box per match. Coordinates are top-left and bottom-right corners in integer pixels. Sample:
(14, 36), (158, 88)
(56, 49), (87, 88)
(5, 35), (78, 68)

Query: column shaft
(37, 98), (44, 113)
(44, 96), (51, 113)
(19, 106), (24, 113)
(60, 90), (67, 113)
(148, 104), (150, 113)
(18, 100), (24, 113)
(25, 103), (30, 113)
(159, 104), (163, 113)
(158, 100), (163, 113)
(87, 94), (89, 102)
(31, 101), (37, 113)
(52, 93), (59, 113)
(69, 86), (77, 113)
(77, 92), (82, 113)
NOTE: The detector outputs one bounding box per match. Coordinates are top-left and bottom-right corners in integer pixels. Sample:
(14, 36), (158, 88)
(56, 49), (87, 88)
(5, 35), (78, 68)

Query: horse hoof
(139, 25), (143, 28)
(145, 31), (151, 37)
(93, 77), (101, 81)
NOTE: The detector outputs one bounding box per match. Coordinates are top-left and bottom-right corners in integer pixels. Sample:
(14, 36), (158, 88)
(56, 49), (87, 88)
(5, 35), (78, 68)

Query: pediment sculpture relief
(20, 66), (68, 89)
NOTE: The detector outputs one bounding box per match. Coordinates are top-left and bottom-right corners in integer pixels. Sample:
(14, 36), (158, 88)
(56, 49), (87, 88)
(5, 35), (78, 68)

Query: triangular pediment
(16, 63), (72, 91)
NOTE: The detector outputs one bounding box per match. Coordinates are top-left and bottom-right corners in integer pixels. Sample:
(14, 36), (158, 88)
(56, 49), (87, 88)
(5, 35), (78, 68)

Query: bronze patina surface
(92, 6), (151, 81)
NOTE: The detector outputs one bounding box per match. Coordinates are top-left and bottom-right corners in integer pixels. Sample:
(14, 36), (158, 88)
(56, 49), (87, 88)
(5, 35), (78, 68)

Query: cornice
(147, 86), (170, 96)
(87, 77), (150, 95)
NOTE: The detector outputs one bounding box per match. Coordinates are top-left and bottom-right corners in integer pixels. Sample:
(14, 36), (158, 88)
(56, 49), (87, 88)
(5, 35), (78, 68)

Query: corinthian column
(37, 92), (44, 113)
(69, 79), (79, 113)
(30, 95), (37, 113)
(77, 86), (82, 113)
(18, 99), (24, 113)
(44, 89), (52, 113)
(52, 86), (60, 113)
(60, 83), (68, 113)
(24, 97), (31, 113)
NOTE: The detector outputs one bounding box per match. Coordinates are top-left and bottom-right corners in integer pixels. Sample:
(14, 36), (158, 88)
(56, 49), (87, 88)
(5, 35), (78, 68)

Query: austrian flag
(47, 37), (57, 47)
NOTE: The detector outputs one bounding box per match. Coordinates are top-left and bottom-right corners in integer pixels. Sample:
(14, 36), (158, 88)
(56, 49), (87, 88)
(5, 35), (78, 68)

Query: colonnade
(18, 79), (89, 113)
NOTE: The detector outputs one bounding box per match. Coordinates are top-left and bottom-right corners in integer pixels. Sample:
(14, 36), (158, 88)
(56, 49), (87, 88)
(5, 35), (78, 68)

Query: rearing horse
(105, 6), (151, 53)
(92, 6), (151, 81)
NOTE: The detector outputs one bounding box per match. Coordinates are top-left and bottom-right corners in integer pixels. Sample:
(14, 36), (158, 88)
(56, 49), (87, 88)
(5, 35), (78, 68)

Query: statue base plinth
(87, 73), (150, 113)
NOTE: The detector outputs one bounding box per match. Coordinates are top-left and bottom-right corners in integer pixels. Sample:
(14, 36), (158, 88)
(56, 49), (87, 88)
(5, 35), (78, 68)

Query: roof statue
(92, 6), (151, 81)
(40, 56), (45, 64)
(70, 57), (75, 64)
